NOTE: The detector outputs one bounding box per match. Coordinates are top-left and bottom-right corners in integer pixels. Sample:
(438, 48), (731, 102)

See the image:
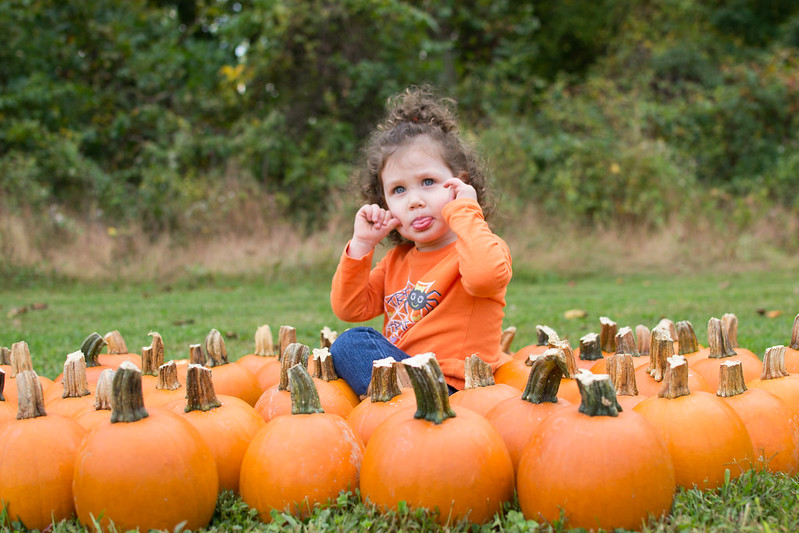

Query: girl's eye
(393, 186), (405, 194)
(422, 178), (435, 186)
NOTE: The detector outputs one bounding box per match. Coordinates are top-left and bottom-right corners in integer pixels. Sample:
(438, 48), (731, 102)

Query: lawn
(2, 268), (799, 531)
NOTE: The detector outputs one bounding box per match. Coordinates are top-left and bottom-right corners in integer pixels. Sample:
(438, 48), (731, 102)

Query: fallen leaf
(564, 309), (588, 320)
(766, 310), (783, 319)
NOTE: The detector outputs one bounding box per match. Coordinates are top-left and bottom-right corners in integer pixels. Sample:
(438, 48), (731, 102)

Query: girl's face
(381, 137), (458, 252)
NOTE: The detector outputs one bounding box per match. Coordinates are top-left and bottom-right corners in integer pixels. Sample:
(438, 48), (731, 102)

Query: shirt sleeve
(442, 198), (512, 298)
(330, 242), (387, 322)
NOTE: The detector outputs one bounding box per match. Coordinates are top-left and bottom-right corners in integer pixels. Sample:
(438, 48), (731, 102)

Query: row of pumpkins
(1, 313), (799, 531)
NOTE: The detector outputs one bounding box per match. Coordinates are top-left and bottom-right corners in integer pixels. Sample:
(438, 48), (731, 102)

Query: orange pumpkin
(204, 329), (262, 406)
(517, 373), (675, 531)
(360, 353), (514, 525)
(45, 351), (96, 420)
(449, 354), (520, 417)
(74, 369), (115, 431)
(0, 369), (15, 423)
(716, 360), (799, 474)
(235, 324), (281, 376)
(0, 371), (87, 530)
(633, 326), (711, 397)
(309, 347), (361, 408)
(165, 364), (265, 493)
(240, 363), (363, 522)
(633, 355), (754, 490)
(346, 357), (415, 445)
(73, 361), (219, 531)
(692, 318), (763, 391)
(485, 352), (570, 471)
(749, 345), (799, 420)
(4, 341), (54, 405)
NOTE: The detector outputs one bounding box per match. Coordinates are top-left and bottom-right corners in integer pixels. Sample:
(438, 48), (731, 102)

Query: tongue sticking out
(411, 217), (433, 231)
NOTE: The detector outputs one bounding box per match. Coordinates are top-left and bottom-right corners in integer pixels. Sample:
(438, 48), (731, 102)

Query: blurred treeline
(2, 0), (799, 242)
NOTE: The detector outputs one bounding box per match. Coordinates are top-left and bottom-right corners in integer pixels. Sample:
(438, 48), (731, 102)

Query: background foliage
(2, 0), (799, 242)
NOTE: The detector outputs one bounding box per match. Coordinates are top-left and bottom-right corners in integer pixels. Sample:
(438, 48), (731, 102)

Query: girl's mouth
(410, 216), (433, 231)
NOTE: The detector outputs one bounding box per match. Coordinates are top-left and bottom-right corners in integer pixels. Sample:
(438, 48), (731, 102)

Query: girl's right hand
(347, 204), (400, 259)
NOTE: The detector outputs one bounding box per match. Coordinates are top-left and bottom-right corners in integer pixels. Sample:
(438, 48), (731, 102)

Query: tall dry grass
(2, 197), (798, 284)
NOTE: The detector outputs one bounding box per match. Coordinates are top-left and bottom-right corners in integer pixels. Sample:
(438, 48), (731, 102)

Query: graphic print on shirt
(384, 279), (442, 344)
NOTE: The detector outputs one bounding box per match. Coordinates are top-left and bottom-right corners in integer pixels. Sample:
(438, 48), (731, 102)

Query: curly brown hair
(354, 85), (494, 245)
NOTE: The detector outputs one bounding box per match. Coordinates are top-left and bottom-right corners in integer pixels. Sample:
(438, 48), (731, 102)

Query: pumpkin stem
(0, 346), (11, 366)
(760, 345), (789, 380)
(369, 357), (403, 403)
(15, 370), (47, 420)
(279, 343), (310, 391)
(103, 330), (128, 355)
(255, 324), (276, 356)
(721, 313), (740, 348)
(607, 353), (639, 396)
(94, 369), (115, 410)
(10, 341), (34, 378)
(578, 333), (603, 362)
(500, 326), (516, 354)
(80, 332), (107, 368)
(676, 320), (699, 355)
(521, 350), (567, 404)
(717, 360), (747, 397)
(278, 325), (297, 360)
(599, 316), (618, 353)
(205, 329), (229, 367)
(463, 354), (496, 389)
(791, 314), (799, 350)
(648, 327), (675, 381)
(537, 325), (558, 347)
(61, 350), (91, 399)
(550, 338), (576, 378)
(110, 361), (149, 423)
(156, 360), (181, 391)
(658, 355), (691, 399)
(403, 353), (456, 425)
(309, 347), (339, 381)
(576, 373), (622, 417)
(320, 326), (338, 349)
(636, 325), (651, 356)
(0, 369), (5, 402)
(288, 363), (324, 415)
(141, 332), (165, 376)
(615, 326), (640, 357)
(707, 317), (737, 359)
(189, 344), (207, 365)
(657, 318), (678, 342)
(185, 364), (222, 412)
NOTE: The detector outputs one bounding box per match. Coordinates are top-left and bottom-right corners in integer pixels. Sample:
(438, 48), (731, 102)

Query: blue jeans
(330, 327), (457, 396)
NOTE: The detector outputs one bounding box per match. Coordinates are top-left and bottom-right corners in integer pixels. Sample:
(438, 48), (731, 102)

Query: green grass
(2, 268), (799, 532)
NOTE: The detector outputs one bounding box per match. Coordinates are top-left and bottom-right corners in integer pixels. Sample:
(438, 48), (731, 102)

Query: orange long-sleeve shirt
(330, 198), (512, 389)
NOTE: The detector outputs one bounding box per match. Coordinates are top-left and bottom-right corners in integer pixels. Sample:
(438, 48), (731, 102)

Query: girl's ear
(456, 170), (470, 183)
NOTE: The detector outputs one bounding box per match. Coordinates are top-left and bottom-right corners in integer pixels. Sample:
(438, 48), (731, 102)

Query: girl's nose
(408, 192), (424, 208)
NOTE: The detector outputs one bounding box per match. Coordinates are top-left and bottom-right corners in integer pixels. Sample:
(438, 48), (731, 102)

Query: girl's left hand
(443, 177), (478, 202)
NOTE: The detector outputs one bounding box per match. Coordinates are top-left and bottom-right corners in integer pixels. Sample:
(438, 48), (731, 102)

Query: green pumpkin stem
(156, 360), (182, 391)
(205, 329), (229, 368)
(15, 370), (47, 420)
(677, 321), (699, 355)
(403, 353), (456, 425)
(369, 358), (403, 403)
(658, 355), (691, 399)
(255, 324), (276, 356)
(760, 345), (789, 381)
(615, 326), (640, 357)
(576, 373), (622, 417)
(636, 325), (651, 356)
(80, 332), (107, 368)
(278, 325), (297, 360)
(110, 361), (149, 423)
(94, 369), (115, 410)
(791, 314), (799, 350)
(708, 317), (737, 359)
(185, 364), (222, 412)
(578, 333), (603, 362)
(61, 350), (91, 398)
(463, 354), (496, 389)
(599, 316), (618, 353)
(279, 343), (310, 391)
(521, 350), (567, 403)
(717, 360), (747, 397)
(10, 341), (34, 377)
(288, 363), (324, 415)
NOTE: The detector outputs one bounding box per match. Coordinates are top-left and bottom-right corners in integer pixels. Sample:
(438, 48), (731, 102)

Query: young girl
(330, 86), (512, 395)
